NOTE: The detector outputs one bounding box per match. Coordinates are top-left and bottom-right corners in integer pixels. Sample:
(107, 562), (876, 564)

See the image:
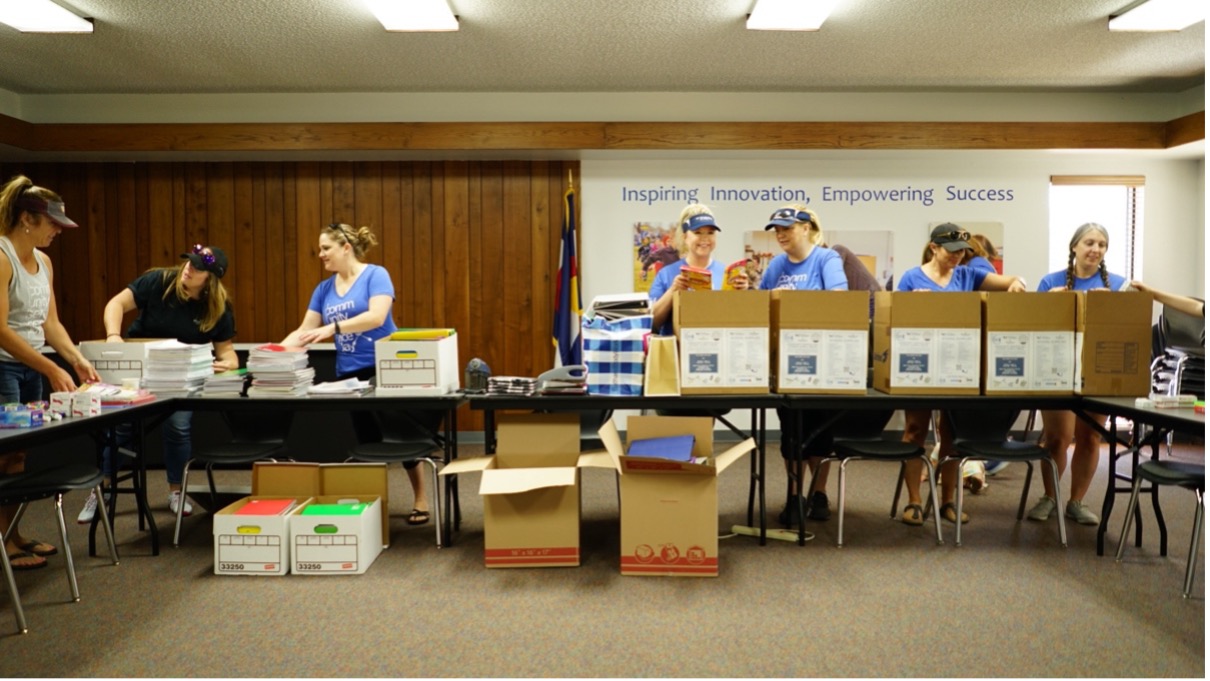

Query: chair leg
(1115, 474), (1146, 561)
(174, 461), (193, 547)
(953, 458), (967, 547)
(922, 457), (943, 545)
(0, 539), (27, 634)
(890, 461), (905, 519)
(1043, 459), (1067, 547)
(51, 493), (80, 603)
(835, 459), (847, 548)
(425, 460), (443, 549)
(1016, 462), (1034, 520)
(92, 483), (119, 566)
(1184, 489), (1203, 599)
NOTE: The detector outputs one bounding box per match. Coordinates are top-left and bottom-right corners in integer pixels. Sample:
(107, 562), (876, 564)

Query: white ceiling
(0, 0), (1203, 96)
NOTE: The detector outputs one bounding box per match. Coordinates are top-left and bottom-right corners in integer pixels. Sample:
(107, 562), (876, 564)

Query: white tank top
(0, 235), (49, 362)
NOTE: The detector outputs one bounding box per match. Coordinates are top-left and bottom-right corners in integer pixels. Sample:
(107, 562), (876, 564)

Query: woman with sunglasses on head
(1029, 222), (1131, 527)
(896, 223), (1027, 526)
(648, 204), (748, 335)
(757, 205), (847, 526)
(77, 243), (237, 524)
(281, 223), (430, 526)
(0, 176), (100, 569)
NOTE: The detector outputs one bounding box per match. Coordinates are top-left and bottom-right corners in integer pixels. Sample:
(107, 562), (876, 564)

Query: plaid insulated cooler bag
(582, 314), (651, 396)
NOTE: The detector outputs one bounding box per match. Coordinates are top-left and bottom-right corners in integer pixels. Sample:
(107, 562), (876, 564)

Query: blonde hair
(777, 203), (824, 245)
(0, 175), (63, 236)
(323, 222), (379, 261)
(151, 263), (231, 333)
(673, 204), (714, 256)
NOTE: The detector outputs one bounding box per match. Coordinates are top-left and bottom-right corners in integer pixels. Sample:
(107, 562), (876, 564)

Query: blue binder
(626, 435), (696, 462)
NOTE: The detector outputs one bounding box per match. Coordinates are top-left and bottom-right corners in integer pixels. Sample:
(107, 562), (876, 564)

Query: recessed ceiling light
(0, 0), (93, 33)
(1109, 0), (1205, 31)
(747, 0), (839, 31)
(363, 0), (459, 32)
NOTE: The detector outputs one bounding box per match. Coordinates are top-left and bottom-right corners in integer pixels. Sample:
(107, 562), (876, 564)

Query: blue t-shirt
(648, 258), (725, 336)
(897, 265), (989, 292)
(307, 264), (398, 376)
(1037, 269), (1128, 292)
(965, 256), (997, 274)
(757, 247), (847, 292)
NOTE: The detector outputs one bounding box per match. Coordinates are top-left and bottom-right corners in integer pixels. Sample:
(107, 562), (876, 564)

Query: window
(1048, 176), (1144, 281)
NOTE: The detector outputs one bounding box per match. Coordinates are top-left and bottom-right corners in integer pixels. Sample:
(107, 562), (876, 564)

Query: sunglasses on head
(934, 230), (971, 243)
(191, 244), (216, 268)
(329, 222), (356, 243)
(770, 207), (813, 225)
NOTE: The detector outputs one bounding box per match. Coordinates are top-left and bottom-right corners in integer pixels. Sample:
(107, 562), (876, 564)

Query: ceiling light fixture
(363, 0), (458, 32)
(747, 0), (839, 31)
(1109, 0), (1205, 31)
(0, 0), (93, 33)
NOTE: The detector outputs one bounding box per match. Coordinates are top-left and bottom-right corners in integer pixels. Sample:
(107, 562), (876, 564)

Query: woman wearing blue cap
(648, 204), (748, 336)
(897, 223), (1027, 526)
(77, 243), (237, 524)
(0, 175), (99, 569)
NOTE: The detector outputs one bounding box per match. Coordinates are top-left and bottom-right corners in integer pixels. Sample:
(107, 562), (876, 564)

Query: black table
(1078, 397), (1206, 556)
(469, 393), (782, 543)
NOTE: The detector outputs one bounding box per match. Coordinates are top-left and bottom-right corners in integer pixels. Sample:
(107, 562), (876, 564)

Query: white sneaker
(77, 491), (99, 524)
(169, 491), (193, 517)
(1065, 499), (1100, 526)
(1026, 495), (1057, 521)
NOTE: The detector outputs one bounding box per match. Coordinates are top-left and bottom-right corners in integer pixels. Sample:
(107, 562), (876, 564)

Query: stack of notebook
(247, 344), (314, 398)
(487, 376), (538, 396)
(201, 368), (248, 397)
(142, 340), (214, 397)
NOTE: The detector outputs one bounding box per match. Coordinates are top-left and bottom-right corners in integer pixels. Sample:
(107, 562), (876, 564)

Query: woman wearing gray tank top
(0, 175), (99, 570)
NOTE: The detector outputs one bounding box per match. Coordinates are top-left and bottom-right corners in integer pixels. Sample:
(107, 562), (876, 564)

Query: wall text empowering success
(620, 184), (1015, 207)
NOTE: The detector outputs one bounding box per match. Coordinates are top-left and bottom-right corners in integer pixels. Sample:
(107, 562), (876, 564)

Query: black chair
(345, 409), (445, 548)
(807, 409), (943, 547)
(173, 410), (294, 546)
(0, 463), (119, 634)
(1115, 460), (1204, 598)
(942, 409), (1067, 548)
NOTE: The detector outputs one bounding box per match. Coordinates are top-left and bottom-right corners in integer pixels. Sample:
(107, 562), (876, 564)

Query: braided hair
(1065, 223), (1111, 290)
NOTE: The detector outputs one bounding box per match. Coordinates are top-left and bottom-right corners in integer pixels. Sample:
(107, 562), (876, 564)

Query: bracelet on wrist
(333, 320), (341, 335)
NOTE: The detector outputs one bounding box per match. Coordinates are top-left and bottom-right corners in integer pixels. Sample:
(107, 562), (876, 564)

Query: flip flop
(406, 509), (430, 526)
(18, 539), (58, 557)
(901, 503), (924, 526)
(5, 551), (48, 570)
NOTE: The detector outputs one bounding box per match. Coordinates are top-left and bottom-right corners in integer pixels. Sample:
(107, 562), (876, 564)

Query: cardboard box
(597, 416), (753, 577)
(440, 413), (606, 568)
(982, 292), (1076, 395)
(770, 290), (870, 394)
(290, 495), (383, 575)
(673, 290), (770, 395)
(79, 339), (163, 385)
(1076, 291), (1153, 396)
(251, 462), (391, 547)
(374, 334), (460, 396)
(872, 291), (982, 395)
(213, 496), (309, 576)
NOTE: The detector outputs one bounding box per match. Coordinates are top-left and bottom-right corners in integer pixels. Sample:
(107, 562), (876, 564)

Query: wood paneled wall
(0, 160), (579, 431)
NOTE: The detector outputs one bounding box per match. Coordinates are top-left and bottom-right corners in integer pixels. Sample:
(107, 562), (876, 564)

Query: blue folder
(626, 435), (696, 462)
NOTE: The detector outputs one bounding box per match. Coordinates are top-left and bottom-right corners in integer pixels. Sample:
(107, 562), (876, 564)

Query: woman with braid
(1028, 223), (1129, 526)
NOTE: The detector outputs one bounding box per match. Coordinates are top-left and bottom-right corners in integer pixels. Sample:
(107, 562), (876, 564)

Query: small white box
(49, 392), (72, 415)
(374, 335), (460, 396)
(71, 393), (100, 417)
(213, 496), (310, 576)
(289, 496), (383, 575)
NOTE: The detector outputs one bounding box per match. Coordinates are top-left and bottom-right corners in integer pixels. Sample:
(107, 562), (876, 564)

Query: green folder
(301, 503), (368, 516)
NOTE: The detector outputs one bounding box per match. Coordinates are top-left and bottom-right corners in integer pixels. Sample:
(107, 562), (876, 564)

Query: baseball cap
(930, 223), (972, 252)
(16, 195), (78, 229)
(682, 213), (721, 232)
(181, 245), (229, 279)
(765, 207), (813, 230)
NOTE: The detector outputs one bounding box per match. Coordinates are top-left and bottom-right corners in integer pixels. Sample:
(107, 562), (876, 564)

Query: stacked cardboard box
(1076, 291), (1153, 396)
(982, 291), (1077, 395)
(770, 290), (870, 394)
(673, 290), (770, 394)
(872, 291), (982, 395)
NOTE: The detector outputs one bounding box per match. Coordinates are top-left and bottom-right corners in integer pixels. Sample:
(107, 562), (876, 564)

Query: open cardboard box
(440, 413), (609, 568)
(1076, 290), (1153, 396)
(596, 415), (753, 577)
(982, 292), (1076, 395)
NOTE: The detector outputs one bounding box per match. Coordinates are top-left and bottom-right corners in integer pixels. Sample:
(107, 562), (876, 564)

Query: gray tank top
(0, 235), (50, 362)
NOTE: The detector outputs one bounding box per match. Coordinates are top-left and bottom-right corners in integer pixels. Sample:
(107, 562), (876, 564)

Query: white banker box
(374, 333), (460, 396)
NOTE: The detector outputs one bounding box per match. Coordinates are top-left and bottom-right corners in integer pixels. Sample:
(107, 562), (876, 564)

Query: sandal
(940, 502), (970, 524)
(901, 503), (924, 526)
(5, 550), (47, 570)
(18, 539), (58, 557)
(406, 509), (430, 526)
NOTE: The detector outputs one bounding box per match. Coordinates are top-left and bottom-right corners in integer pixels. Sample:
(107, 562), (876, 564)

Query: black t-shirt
(124, 270), (236, 344)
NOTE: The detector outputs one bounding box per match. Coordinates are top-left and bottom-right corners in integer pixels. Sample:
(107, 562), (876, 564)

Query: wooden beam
(1165, 111), (1206, 148)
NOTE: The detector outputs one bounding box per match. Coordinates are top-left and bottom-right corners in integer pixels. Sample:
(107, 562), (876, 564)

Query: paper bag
(643, 335), (681, 396)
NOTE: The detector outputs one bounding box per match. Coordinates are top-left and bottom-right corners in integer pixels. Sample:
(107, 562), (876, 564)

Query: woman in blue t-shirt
(1029, 223), (1129, 528)
(648, 204), (748, 336)
(282, 223), (429, 526)
(897, 223), (1027, 527)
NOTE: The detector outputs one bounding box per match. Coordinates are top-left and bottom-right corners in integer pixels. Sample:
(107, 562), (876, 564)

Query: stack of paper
(307, 378), (372, 398)
(583, 292), (651, 322)
(234, 498), (298, 516)
(142, 340), (214, 397)
(201, 368), (248, 397)
(537, 365), (588, 395)
(247, 344), (314, 398)
(77, 382), (156, 407)
(487, 376), (538, 396)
